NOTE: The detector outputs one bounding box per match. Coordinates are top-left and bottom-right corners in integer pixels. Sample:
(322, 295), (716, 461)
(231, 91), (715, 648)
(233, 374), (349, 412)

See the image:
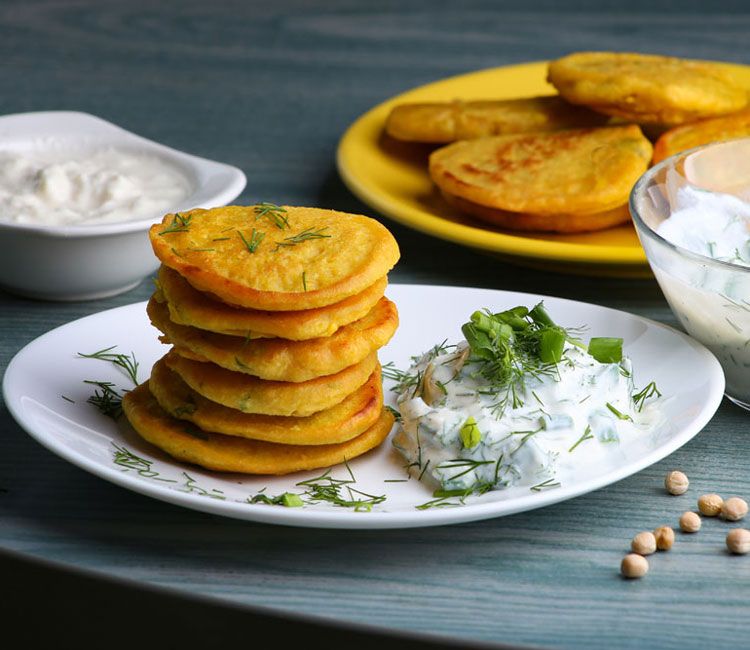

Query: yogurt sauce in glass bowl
(630, 138), (750, 411)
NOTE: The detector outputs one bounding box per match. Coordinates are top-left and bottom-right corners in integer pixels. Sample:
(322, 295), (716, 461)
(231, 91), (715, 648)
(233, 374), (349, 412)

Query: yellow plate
(336, 60), (750, 277)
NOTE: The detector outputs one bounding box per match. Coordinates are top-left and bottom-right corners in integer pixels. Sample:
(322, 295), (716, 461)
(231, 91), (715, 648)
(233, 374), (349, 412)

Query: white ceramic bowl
(0, 111), (246, 300)
(630, 138), (750, 411)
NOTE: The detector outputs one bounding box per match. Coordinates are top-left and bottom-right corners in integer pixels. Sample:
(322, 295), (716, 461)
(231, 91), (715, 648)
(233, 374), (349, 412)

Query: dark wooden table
(3, 2), (750, 648)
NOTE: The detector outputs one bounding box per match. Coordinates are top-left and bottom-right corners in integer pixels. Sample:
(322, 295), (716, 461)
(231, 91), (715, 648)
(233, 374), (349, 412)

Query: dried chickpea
(726, 528), (750, 554)
(631, 531), (657, 555)
(679, 511), (701, 533)
(621, 553), (649, 579)
(664, 470), (689, 495)
(653, 526), (675, 551)
(721, 497), (748, 522)
(698, 493), (723, 517)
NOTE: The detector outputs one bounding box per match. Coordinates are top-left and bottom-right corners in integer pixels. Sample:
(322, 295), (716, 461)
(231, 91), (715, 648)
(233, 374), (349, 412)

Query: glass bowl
(630, 138), (750, 411)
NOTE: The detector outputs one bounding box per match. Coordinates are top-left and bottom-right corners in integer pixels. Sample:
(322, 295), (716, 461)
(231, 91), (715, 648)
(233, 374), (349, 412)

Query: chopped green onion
(588, 337), (623, 363)
(539, 328), (566, 363)
(459, 417), (482, 449)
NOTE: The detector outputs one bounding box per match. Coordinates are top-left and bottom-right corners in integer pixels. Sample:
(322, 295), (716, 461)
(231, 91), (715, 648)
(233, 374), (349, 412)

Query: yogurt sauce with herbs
(0, 146), (191, 226)
(651, 185), (750, 404)
(389, 304), (660, 495)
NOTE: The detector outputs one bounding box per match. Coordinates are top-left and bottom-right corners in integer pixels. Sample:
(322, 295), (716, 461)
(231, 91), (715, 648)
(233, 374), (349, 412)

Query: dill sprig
(254, 202), (289, 229)
(84, 380), (124, 419)
(112, 443), (176, 482)
(77, 346), (139, 385)
(158, 212), (193, 235)
(296, 462), (385, 512)
(632, 381), (662, 412)
(530, 478), (561, 492)
(415, 483), (493, 510)
(435, 458), (495, 482)
(274, 226), (331, 251)
(238, 228), (265, 254)
(606, 402), (633, 422)
(381, 361), (420, 394)
(568, 425), (593, 453)
(181, 472), (226, 500)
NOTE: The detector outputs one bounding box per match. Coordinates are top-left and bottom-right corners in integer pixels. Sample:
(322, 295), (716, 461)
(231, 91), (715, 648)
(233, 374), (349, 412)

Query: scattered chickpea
(698, 493), (724, 517)
(653, 526), (675, 551)
(680, 511), (702, 533)
(621, 553), (649, 579)
(664, 470), (689, 496)
(721, 497), (748, 522)
(726, 529), (750, 555)
(631, 531), (657, 555)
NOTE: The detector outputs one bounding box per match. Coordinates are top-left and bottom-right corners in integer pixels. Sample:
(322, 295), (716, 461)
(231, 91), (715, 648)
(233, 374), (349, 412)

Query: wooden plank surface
(2, 2), (750, 648)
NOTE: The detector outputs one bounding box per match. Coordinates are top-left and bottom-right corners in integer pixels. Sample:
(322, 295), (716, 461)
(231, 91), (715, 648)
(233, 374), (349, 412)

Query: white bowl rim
(0, 110), (247, 238)
(630, 137), (750, 275)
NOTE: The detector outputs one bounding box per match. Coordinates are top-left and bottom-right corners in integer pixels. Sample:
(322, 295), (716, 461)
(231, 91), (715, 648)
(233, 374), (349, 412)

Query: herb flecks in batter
(254, 202), (289, 229)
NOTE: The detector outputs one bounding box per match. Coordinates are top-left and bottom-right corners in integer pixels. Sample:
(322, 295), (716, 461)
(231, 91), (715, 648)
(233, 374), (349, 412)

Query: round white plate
(3, 284), (725, 529)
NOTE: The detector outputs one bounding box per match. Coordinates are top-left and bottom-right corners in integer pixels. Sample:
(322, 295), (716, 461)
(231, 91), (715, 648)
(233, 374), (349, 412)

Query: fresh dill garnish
(158, 212), (193, 235)
(254, 202), (289, 229)
(530, 478), (561, 492)
(632, 381), (662, 411)
(188, 247), (215, 252)
(415, 483), (493, 510)
(247, 491), (304, 507)
(274, 226), (331, 251)
(78, 346), (140, 385)
(381, 361), (420, 394)
(435, 458), (495, 482)
(170, 247), (184, 258)
(112, 443), (176, 482)
(61, 395), (75, 403)
(568, 425), (593, 453)
(418, 459), (432, 482)
(302, 271), (307, 291)
(295, 462), (385, 512)
(84, 380), (124, 419)
(238, 228), (265, 254)
(384, 478), (409, 483)
(211, 236), (231, 242)
(606, 402), (633, 422)
(459, 303), (571, 419)
(181, 472), (226, 499)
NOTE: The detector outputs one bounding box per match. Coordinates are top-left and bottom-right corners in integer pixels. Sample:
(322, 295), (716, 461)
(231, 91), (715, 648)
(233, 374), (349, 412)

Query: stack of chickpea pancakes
(122, 204), (400, 475)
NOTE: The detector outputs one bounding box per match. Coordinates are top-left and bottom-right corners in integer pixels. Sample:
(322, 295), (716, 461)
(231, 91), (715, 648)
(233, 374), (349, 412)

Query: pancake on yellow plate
(652, 108), (750, 163)
(385, 96), (609, 143)
(441, 192), (631, 233)
(122, 382), (394, 475)
(148, 295), (398, 382)
(164, 349), (378, 417)
(157, 266), (387, 340)
(149, 357), (383, 445)
(548, 52), (748, 125)
(150, 205), (400, 311)
(429, 125), (652, 229)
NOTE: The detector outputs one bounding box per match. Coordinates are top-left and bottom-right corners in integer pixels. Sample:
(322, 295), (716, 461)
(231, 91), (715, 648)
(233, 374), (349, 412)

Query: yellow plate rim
(336, 59), (750, 266)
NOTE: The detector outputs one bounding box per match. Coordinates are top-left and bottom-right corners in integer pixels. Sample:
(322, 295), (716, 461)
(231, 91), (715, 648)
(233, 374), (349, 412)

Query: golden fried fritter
(440, 191), (631, 233)
(429, 125), (652, 216)
(548, 52), (747, 125)
(157, 266), (387, 340)
(385, 96), (609, 143)
(122, 382), (394, 475)
(147, 296), (398, 382)
(164, 349), (378, 417)
(652, 108), (750, 163)
(150, 205), (400, 311)
(148, 357), (383, 445)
